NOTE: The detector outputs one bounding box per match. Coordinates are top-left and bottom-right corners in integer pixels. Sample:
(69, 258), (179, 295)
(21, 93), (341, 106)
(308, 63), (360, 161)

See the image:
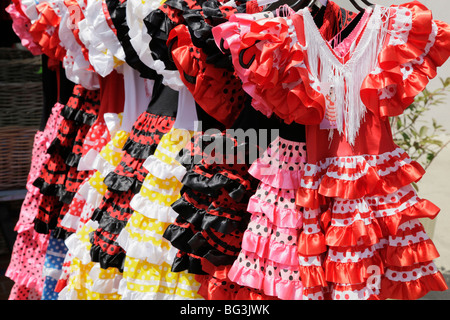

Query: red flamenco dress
(216, 1), (450, 300)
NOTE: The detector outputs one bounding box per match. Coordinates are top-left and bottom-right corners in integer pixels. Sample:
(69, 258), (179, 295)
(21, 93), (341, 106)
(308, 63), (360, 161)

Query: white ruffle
(117, 227), (177, 265)
(77, 148), (99, 171)
(127, 0), (184, 90)
(59, 208), (82, 233)
(64, 220), (98, 264)
(118, 278), (204, 300)
(91, 150), (120, 177)
(58, 2), (100, 89)
(78, 0), (125, 77)
(58, 286), (78, 300)
(143, 155), (187, 182)
(88, 264), (123, 294)
(103, 112), (122, 137)
(129, 193), (177, 223)
(21, 0), (40, 22)
(118, 275), (204, 300)
(77, 179), (104, 208)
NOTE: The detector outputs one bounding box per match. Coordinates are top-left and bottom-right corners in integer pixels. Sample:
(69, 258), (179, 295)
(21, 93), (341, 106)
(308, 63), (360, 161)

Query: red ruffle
(361, 2), (450, 118)
(297, 156), (425, 207)
(297, 232), (326, 256)
(385, 238), (440, 267)
(324, 250), (384, 285)
(379, 270), (448, 300)
(298, 263), (327, 288)
(196, 261), (278, 300)
(29, 2), (66, 64)
(168, 24), (245, 128)
(325, 218), (383, 248)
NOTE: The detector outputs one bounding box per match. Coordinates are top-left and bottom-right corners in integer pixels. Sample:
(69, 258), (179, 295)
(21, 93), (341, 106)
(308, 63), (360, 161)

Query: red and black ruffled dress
(215, 1), (450, 300)
(89, 80), (177, 272)
(33, 81), (101, 238)
(163, 99), (283, 300)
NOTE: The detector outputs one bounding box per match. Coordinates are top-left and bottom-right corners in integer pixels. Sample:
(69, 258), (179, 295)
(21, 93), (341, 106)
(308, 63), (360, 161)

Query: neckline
(301, 4), (380, 68)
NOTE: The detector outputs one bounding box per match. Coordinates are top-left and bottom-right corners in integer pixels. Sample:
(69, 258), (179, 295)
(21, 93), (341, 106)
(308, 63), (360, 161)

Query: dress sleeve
(168, 23), (246, 128)
(166, 0), (252, 128)
(29, 1), (67, 65)
(361, 1), (450, 118)
(213, 13), (326, 125)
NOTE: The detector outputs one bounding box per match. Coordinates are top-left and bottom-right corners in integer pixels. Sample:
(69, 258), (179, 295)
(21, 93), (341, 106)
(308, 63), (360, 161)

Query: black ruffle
(53, 227), (72, 240)
(171, 194), (249, 234)
(97, 213), (128, 234)
(122, 137), (159, 160)
(144, 8), (178, 71)
(56, 188), (76, 205)
(64, 152), (82, 167)
(106, 0), (159, 80)
(103, 171), (143, 194)
(46, 136), (75, 160)
(33, 217), (57, 235)
(33, 177), (64, 196)
(89, 241), (125, 273)
(171, 252), (207, 274)
(60, 104), (98, 126)
(163, 219), (239, 267)
(181, 170), (250, 202)
(91, 207), (105, 223)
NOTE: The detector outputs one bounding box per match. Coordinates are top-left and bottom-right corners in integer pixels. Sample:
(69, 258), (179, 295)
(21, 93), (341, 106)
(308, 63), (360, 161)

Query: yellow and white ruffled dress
(117, 127), (203, 300)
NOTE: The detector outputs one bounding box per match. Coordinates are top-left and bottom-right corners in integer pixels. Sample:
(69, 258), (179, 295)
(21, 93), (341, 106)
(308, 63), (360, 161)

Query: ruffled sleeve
(167, 0), (249, 128)
(361, 1), (450, 118)
(57, 2), (100, 90)
(29, 1), (67, 65)
(212, 13), (325, 125)
(77, 0), (125, 77)
(5, 1), (42, 55)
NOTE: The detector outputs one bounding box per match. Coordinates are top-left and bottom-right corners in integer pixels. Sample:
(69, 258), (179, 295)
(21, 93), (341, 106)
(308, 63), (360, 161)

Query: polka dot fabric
(227, 136), (308, 300)
(89, 109), (176, 272)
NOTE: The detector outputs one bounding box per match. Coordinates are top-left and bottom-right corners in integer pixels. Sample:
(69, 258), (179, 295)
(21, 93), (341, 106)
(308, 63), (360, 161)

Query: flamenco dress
(157, 0), (281, 300)
(88, 78), (176, 273)
(56, 0), (100, 90)
(215, 1), (450, 300)
(5, 65), (72, 300)
(213, 1), (358, 300)
(58, 65), (154, 300)
(116, 87), (205, 300)
(86, 0), (175, 274)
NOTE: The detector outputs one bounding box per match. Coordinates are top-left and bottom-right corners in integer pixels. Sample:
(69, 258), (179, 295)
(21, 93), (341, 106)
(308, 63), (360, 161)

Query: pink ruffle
(5, 3), (42, 55)
(227, 259), (304, 300)
(248, 159), (304, 189)
(247, 196), (302, 229)
(241, 230), (298, 266)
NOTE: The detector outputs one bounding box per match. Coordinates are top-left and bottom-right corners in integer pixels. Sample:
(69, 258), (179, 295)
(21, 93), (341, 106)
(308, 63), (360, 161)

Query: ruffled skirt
(296, 147), (447, 300)
(163, 131), (275, 300)
(117, 128), (204, 300)
(88, 110), (176, 272)
(227, 136), (307, 300)
(33, 85), (101, 237)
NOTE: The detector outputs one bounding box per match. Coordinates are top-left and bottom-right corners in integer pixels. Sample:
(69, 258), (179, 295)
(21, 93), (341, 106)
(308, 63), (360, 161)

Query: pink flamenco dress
(6, 102), (64, 300)
(215, 1), (450, 300)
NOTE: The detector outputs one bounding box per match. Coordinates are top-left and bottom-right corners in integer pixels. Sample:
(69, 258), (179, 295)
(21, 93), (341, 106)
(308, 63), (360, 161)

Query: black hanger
(349, 0), (364, 11)
(361, 0), (374, 6)
(291, 0), (313, 11)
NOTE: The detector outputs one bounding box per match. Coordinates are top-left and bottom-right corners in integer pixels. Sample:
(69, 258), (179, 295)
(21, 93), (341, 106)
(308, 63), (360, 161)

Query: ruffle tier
(227, 135), (306, 300)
